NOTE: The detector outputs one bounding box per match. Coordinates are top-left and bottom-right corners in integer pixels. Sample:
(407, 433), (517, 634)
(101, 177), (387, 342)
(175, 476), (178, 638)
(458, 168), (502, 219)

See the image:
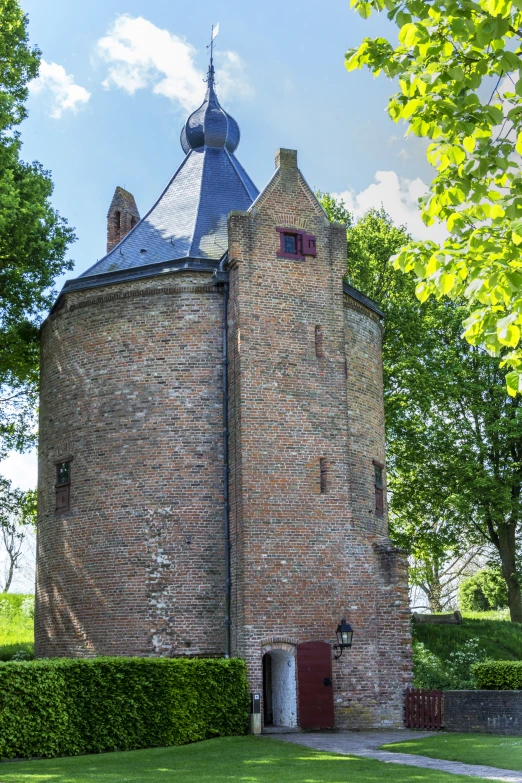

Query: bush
(20, 596), (34, 619)
(413, 638), (488, 690)
(473, 660), (522, 690)
(0, 657), (249, 759)
(459, 568), (508, 612)
(413, 642), (451, 689)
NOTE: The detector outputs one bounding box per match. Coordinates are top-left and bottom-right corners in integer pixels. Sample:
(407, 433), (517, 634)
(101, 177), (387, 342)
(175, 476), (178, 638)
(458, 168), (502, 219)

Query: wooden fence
(404, 688), (443, 729)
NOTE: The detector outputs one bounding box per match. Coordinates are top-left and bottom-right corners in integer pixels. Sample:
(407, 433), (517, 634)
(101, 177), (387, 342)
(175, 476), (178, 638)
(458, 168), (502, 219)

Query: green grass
(0, 736), (498, 783)
(382, 733), (522, 772)
(0, 594), (34, 661)
(414, 612), (522, 662)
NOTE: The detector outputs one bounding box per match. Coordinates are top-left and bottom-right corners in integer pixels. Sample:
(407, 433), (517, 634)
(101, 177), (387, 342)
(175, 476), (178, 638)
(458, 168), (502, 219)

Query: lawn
(0, 736), (497, 783)
(382, 733), (522, 772)
(414, 613), (522, 663)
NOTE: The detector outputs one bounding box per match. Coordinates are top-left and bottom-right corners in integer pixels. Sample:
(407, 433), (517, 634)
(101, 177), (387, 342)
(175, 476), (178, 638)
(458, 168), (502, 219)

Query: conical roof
(77, 65), (258, 284)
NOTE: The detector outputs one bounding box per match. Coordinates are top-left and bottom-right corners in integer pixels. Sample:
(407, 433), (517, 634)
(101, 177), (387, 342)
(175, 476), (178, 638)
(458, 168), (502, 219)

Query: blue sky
(19, 0), (439, 284)
(3, 0), (440, 500)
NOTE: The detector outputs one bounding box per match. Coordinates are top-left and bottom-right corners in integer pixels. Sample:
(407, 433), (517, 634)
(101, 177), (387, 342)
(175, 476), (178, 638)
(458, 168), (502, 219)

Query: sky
(1, 0), (442, 505)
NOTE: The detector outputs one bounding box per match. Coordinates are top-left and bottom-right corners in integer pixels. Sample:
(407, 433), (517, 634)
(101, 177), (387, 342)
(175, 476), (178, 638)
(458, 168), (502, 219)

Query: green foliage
(413, 614), (522, 663)
(0, 478), (35, 529)
(319, 195), (522, 620)
(0, 657), (249, 760)
(0, 594), (35, 661)
(459, 567), (509, 611)
(317, 190), (353, 226)
(346, 0), (522, 395)
(473, 660), (522, 689)
(413, 638), (488, 689)
(412, 642), (451, 689)
(0, 0), (75, 460)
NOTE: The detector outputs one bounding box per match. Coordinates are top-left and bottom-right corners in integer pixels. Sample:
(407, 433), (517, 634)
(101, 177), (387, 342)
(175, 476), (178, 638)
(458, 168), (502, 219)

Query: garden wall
(444, 690), (522, 735)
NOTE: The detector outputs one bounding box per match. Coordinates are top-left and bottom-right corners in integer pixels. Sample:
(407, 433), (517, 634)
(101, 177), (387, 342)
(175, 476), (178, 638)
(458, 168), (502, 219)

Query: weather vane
(206, 23), (219, 83)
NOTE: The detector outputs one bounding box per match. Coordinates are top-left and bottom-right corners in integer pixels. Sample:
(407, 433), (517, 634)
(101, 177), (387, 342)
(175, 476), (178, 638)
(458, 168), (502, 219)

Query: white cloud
(0, 450), (37, 492)
(97, 15), (250, 111)
(333, 170), (446, 242)
(30, 60), (91, 119)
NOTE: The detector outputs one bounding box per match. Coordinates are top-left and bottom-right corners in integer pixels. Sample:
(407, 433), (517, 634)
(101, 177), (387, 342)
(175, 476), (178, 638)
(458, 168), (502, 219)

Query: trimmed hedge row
(0, 657), (249, 759)
(473, 660), (522, 690)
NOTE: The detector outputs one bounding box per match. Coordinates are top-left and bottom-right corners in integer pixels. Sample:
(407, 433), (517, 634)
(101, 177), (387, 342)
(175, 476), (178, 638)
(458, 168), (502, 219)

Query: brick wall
(444, 690), (522, 735)
(36, 271), (226, 658)
(227, 149), (412, 728)
(36, 146), (412, 728)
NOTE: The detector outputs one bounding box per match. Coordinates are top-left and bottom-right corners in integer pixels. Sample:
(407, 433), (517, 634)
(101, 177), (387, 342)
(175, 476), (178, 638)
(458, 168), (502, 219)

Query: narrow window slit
(373, 460), (384, 518)
(315, 326), (324, 358)
(320, 458), (329, 494)
(55, 460), (71, 514)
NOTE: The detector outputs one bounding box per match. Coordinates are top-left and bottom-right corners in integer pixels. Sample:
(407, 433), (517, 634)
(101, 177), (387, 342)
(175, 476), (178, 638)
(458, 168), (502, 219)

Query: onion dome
(181, 64), (240, 154)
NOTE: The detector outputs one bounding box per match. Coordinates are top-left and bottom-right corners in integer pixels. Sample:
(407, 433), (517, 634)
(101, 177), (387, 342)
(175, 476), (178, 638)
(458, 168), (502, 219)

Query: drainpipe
(215, 258), (231, 658)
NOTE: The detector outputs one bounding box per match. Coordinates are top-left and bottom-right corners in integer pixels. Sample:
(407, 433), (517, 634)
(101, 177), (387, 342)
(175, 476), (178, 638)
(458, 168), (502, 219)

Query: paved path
(265, 730), (522, 782)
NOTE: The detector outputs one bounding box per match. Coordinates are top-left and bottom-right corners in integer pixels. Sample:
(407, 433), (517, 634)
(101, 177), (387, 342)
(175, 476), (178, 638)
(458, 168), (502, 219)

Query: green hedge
(0, 657), (249, 759)
(473, 660), (522, 689)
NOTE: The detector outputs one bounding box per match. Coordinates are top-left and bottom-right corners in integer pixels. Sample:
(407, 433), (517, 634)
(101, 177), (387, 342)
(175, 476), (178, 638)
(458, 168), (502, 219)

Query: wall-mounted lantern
(333, 618), (353, 659)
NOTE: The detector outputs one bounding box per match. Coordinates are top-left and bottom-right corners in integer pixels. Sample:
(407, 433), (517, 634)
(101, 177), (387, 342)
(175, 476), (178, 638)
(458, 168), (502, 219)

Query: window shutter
(303, 234), (317, 256)
(375, 486), (384, 517)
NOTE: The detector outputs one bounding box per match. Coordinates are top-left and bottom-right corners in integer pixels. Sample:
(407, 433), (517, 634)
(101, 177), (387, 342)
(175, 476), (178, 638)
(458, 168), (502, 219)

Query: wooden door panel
(297, 641), (335, 729)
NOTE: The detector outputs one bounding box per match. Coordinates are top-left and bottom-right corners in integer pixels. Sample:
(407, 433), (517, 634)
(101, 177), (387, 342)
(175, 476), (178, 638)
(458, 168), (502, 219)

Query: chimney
(107, 187), (140, 254)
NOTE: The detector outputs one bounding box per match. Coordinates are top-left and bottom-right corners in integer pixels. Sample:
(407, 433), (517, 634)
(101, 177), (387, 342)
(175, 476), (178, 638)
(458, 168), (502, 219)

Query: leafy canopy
(346, 0), (522, 395)
(0, 0), (75, 459)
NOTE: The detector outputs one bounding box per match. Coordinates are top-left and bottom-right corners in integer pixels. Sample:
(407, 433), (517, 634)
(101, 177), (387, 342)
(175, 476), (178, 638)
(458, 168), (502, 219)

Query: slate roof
(68, 65), (258, 293)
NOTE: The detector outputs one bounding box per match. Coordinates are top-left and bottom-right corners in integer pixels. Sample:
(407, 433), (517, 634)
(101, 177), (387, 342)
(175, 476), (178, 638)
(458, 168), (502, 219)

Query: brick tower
(36, 59), (412, 729)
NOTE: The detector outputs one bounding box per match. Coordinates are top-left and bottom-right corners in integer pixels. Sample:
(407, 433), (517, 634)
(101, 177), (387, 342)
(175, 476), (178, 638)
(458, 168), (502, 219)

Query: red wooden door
(297, 641), (335, 729)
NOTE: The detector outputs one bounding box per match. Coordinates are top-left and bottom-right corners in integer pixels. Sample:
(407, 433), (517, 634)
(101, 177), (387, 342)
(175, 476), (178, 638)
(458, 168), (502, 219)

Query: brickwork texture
(36, 148), (412, 728)
(444, 690), (522, 735)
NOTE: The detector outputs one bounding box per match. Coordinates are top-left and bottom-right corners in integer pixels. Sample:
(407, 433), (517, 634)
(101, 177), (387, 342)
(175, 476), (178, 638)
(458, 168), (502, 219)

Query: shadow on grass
(0, 736), (496, 783)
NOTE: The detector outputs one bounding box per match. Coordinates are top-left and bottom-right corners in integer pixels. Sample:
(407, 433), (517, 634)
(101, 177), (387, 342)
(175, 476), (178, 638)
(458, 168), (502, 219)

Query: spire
(206, 22), (218, 88)
(180, 26), (240, 154)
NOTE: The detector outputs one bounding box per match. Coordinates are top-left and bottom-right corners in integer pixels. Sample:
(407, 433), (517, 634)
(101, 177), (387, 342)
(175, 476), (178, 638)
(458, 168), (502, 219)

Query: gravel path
(265, 730), (522, 782)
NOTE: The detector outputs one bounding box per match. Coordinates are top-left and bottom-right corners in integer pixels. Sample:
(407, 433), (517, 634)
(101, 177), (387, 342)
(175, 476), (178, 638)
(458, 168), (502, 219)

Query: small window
(55, 461), (71, 514)
(320, 458), (329, 494)
(276, 228), (317, 259)
(374, 461), (384, 518)
(115, 210), (121, 233)
(284, 234), (296, 254)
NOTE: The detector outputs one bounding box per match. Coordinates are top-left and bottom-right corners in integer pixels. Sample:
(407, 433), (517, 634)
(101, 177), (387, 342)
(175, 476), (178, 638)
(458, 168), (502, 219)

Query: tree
(0, 0), (75, 460)
(458, 566), (509, 611)
(345, 0), (522, 396)
(0, 478), (35, 592)
(320, 198), (522, 620)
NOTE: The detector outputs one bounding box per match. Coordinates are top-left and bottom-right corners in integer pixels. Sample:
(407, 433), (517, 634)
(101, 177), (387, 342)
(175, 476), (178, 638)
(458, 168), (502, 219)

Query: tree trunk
(497, 522), (522, 622)
(2, 556), (14, 593)
(427, 562), (443, 612)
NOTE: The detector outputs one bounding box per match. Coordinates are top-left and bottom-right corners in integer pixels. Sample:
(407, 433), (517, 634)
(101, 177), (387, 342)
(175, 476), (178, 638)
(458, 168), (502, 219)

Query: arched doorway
(262, 648), (297, 728)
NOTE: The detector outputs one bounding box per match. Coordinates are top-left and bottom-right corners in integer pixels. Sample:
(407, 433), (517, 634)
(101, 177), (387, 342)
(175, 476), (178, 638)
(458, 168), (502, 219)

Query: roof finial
(206, 23), (219, 86)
